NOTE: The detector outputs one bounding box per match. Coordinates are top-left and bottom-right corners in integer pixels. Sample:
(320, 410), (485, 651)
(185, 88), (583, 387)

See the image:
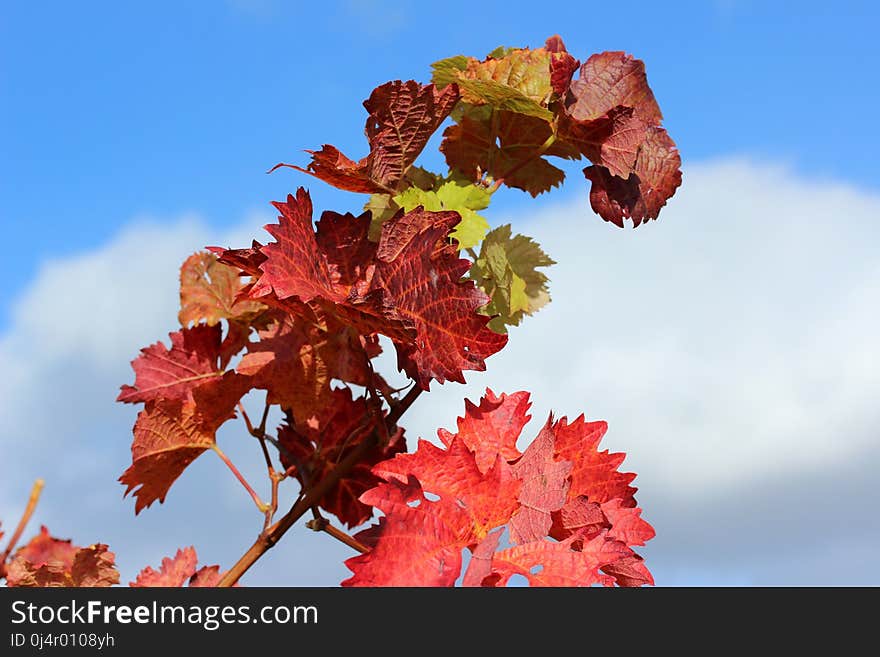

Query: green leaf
(470, 225), (555, 332)
(392, 181), (492, 249)
(432, 55), (470, 88)
(487, 45), (516, 59)
(364, 194), (400, 241)
(433, 48), (554, 121)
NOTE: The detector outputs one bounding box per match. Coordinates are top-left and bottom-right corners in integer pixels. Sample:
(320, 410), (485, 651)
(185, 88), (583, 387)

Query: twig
(0, 479), (45, 577)
(212, 445), (268, 513)
(307, 508), (369, 554)
(217, 386), (422, 587)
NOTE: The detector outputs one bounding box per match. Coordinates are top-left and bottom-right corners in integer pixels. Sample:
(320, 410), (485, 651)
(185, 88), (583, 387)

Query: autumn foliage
(1, 36), (679, 588)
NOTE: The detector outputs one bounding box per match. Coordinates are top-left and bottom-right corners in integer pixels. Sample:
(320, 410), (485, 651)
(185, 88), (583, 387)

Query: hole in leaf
(407, 499), (421, 508)
(529, 565), (544, 575)
(424, 491), (440, 502)
(507, 574), (529, 587)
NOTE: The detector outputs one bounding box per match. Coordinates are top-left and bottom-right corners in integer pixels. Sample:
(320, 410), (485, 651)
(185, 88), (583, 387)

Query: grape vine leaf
(118, 324), (245, 406)
(557, 50), (681, 227)
(469, 224), (554, 333)
(285, 81), (460, 194)
(278, 388), (406, 528)
(131, 546), (228, 587)
(508, 422), (571, 544)
(368, 207), (508, 387)
(119, 398), (223, 513)
(6, 537), (119, 588)
(545, 35), (579, 97)
(10, 525), (78, 567)
(131, 546), (198, 587)
(441, 107), (580, 196)
(436, 388), (530, 473)
(178, 251), (266, 328)
(392, 180), (491, 249)
(582, 125), (682, 227)
(218, 189), (507, 389)
(237, 310), (382, 423)
(433, 46), (553, 120)
(344, 389), (653, 587)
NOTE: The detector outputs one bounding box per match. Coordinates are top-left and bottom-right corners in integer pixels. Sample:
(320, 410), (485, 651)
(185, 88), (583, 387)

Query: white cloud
(397, 158), (880, 498)
(1, 158), (878, 585)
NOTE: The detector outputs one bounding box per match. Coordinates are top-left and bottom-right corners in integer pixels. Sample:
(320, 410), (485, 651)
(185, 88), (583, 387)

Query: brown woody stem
(0, 478), (45, 577)
(217, 385), (423, 587)
(307, 508), (369, 554)
(212, 445), (268, 513)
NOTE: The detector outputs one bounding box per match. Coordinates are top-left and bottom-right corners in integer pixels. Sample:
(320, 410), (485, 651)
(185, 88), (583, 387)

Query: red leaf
(551, 415), (639, 506)
(131, 546), (198, 587)
(315, 209), (378, 288)
(369, 207), (508, 388)
(549, 495), (608, 542)
(10, 526), (78, 569)
(564, 51), (662, 124)
(345, 391), (654, 587)
(131, 546), (230, 587)
(342, 478), (465, 586)
(7, 544), (119, 588)
(441, 109), (579, 196)
(117, 325), (224, 404)
(119, 399), (217, 514)
(487, 532), (628, 587)
(189, 565), (226, 587)
(278, 388), (406, 528)
(601, 554), (654, 587)
(293, 81), (459, 193)
(437, 389), (530, 474)
(373, 437), (521, 538)
(545, 35), (579, 97)
(508, 421), (571, 544)
(461, 528), (504, 587)
(583, 125), (682, 227)
(250, 188), (340, 304)
(284, 145), (382, 194)
(216, 189), (505, 389)
(601, 499), (656, 547)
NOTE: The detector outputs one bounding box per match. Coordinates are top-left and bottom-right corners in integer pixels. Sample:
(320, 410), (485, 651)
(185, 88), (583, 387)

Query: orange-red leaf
(119, 399), (217, 514)
(564, 51), (662, 124)
(441, 109), (578, 196)
(583, 125), (682, 227)
(369, 207), (508, 388)
(278, 388), (406, 528)
(509, 421), (571, 544)
(131, 546), (198, 587)
(7, 544), (119, 588)
(344, 390), (654, 587)
(293, 81), (459, 193)
(131, 546), (229, 587)
(10, 525), (78, 568)
(178, 251), (266, 328)
(117, 325), (224, 404)
(437, 389), (530, 473)
(487, 532), (629, 587)
(551, 415), (639, 506)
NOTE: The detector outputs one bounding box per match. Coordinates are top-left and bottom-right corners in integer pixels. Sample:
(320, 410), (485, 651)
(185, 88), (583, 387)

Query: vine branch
(0, 478), (45, 578)
(217, 385), (423, 586)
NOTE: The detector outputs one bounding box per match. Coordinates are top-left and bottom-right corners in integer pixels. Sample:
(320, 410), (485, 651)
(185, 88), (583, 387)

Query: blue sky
(2, 1), (879, 586)
(3, 0), (879, 320)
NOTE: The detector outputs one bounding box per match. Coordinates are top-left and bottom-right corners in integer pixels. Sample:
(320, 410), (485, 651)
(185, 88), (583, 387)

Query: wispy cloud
(2, 158), (878, 585)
